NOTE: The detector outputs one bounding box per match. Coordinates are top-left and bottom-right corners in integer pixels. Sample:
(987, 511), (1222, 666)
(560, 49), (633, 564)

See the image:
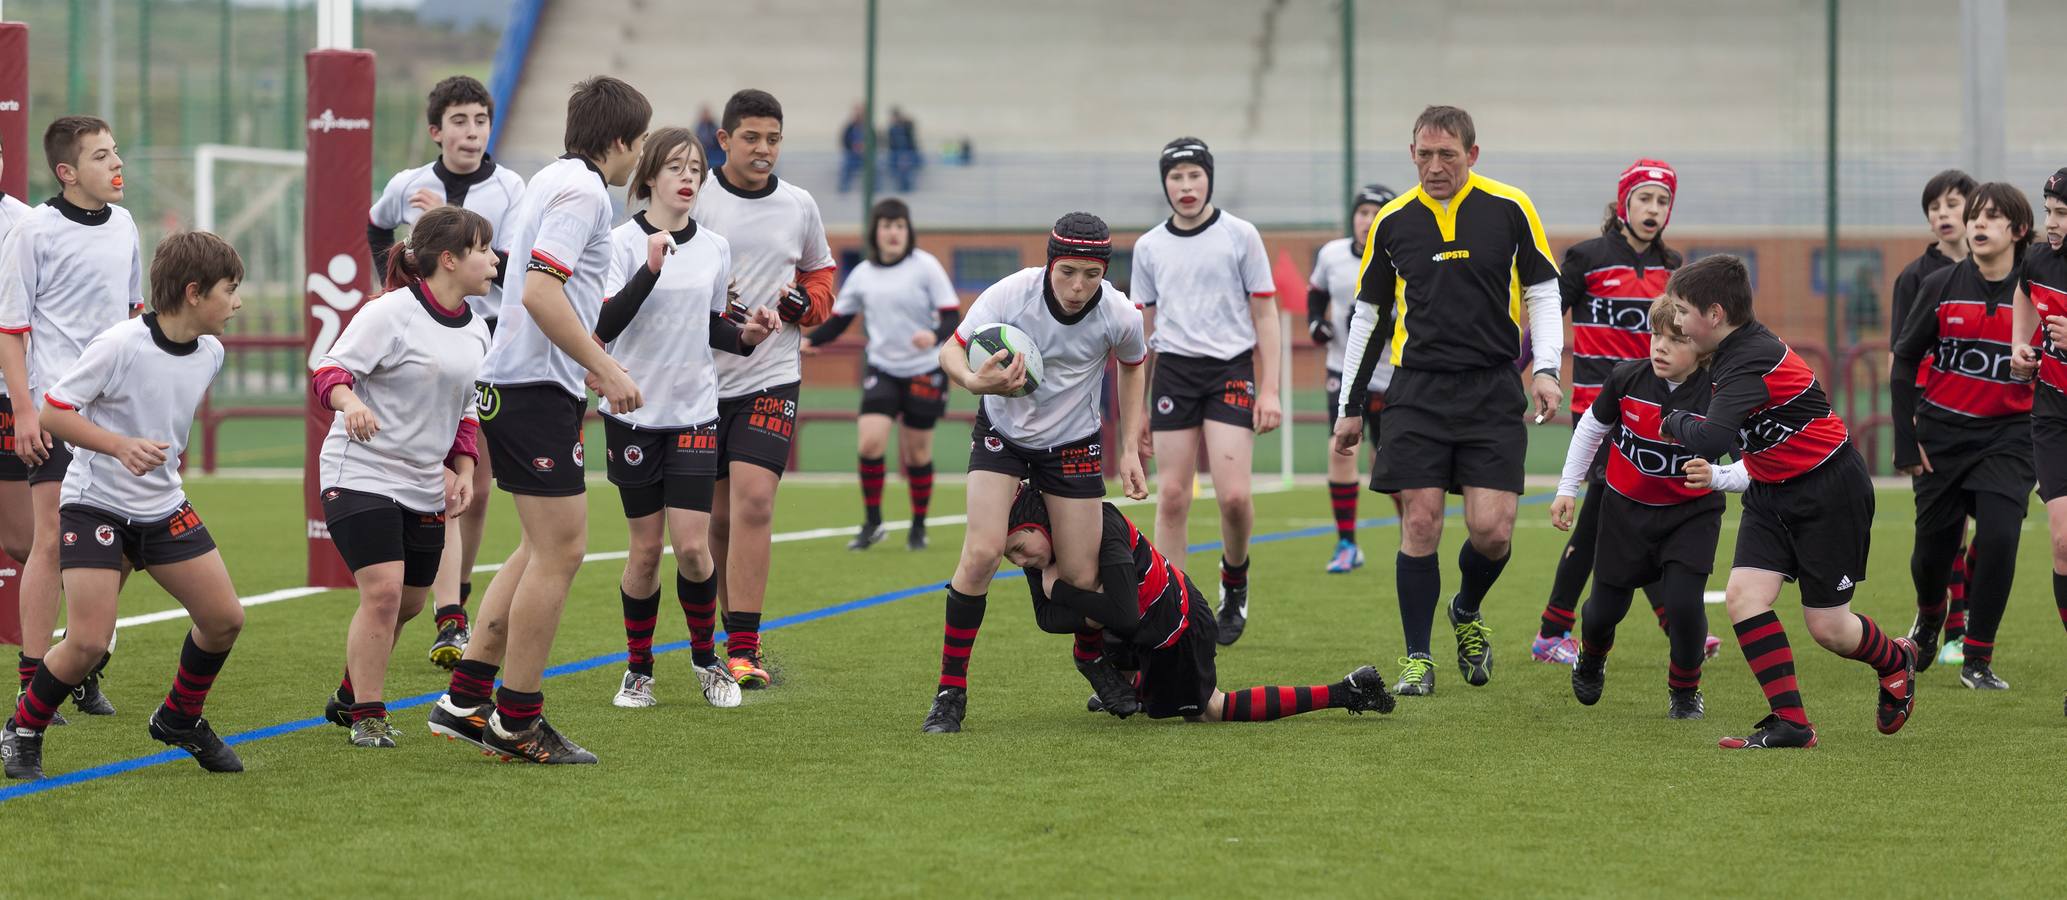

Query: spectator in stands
(696, 105), (725, 170)
(887, 107), (922, 192)
(839, 104), (871, 193)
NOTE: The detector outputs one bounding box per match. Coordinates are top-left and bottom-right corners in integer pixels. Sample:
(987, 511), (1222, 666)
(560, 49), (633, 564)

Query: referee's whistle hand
(1529, 374), (1561, 423)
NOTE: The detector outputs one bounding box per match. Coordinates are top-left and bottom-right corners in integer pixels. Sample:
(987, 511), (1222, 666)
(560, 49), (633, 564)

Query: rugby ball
(969, 323), (1044, 398)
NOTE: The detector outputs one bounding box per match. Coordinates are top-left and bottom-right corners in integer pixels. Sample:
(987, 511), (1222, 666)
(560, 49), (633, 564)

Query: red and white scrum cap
(1617, 158), (1678, 230)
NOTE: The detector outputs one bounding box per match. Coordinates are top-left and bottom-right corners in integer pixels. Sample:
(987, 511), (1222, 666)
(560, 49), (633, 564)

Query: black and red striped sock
(159, 633), (232, 729)
(11, 663), (73, 731)
(677, 571), (719, 668)
(447, 659), (498, 708)
(1947, 545), (1970, 639)
(348, 701), (387, 722)
(1221, 556), (1249, 592)
(435, 604), (467, 629)
(17, 652), (36, 692)
(1072, 628), (1104, 663)
(1581, 637), (1613, 659)
(494, 687), (543, 732)
(906, 462), (934, 525)
(1668, 661), (1702, 691)
(1734, 612), (1808, 726)
(724, 611), (762, 661)
(1538, 604), (1576, 641)
(459, 580), (473, 608)
(621, 589), (660, 677)
(337, 667), (354, 705)
(1327, 480), (1359, 543)
(859, 456), (886, 524)
(1964, 636), (1996, 667)
(1843, 614), (1907, 677)
(1650, 599), (1669, 633)
(1221, 679), (1350, 721)
(938, 588), (985, 689)
(2054, 571), (2067, 635)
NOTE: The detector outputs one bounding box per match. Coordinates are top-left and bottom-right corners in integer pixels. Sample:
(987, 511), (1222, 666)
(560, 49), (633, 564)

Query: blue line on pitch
(0, 494), (1547, 803)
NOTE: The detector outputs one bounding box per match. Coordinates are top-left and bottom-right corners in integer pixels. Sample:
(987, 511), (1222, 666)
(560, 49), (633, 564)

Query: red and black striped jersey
(1890, 244), (1959, 390)
(1589, 360), (1723, 509)
(1891, 258), (2030, 422)
(2020, 246), (2067, 403)
(1098, 504), (1193, 650)
(1560, 235), (1677, 415)
(1662, 322), (1850, 483)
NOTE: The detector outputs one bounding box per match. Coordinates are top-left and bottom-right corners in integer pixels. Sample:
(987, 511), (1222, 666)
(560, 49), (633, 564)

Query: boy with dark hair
(1662, 254), (1917, 749)
(366, 74), (527, 669)
(1892, 182), (2034, 691)
(803, 197), (960, 552)
(1552, 295), (1732, 718)
(1892, 169), (1978, 666)
(3, 231), (246, 779)
(0, 115), (142, 723)
(1308, 182), (1395, 574)
(1003, 485), (1396, 724)
(694, 88), (839, 688)
(427, 75), (650, 764)
(1133, 137), (1281, 646)
(2008, 167), (2067, 716)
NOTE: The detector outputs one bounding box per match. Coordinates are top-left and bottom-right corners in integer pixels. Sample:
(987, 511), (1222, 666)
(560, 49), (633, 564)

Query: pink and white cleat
(1703, 634), (1723, 660)
(1529, 633), (1580, 665)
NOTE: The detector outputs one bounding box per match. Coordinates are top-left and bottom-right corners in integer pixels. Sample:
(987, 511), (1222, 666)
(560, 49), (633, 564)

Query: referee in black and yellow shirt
(1333, 105), (1563, 698)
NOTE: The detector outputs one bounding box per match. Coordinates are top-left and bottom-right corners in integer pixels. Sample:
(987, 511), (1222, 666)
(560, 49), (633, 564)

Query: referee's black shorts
(1370, 364), (1525, 495)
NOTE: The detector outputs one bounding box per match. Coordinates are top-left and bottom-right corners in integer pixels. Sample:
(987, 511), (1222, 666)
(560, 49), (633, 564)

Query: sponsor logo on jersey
(624, 444), (644, 466)
(474, 384), (501, 421)
(1432, 249), (1471, 262)
(94, 525), (116, 546)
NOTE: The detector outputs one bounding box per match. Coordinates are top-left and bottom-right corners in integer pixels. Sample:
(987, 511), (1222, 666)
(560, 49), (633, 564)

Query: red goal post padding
(302, 49), (376, 588)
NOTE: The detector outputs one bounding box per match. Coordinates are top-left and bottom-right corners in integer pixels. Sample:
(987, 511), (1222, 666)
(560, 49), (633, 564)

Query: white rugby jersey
(477, 156), (617, 399)
(599, 214), (731, 430)
(317, 284), (489, 512)
(0, 193), (33, 399)
(833, 248), (959, 378)
(1311, 237), (1392, 393)
(46, 314), (221, 520)
(692, 170), (834, 398)
(0, 198), (145, 395)
(369, 156), (526, 319)
(1129, 209), (1273, 359)
(954, 267), (1146, 448)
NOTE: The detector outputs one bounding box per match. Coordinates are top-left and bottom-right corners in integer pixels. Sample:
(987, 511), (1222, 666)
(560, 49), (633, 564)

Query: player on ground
(426, 76), (651, 765)
(1133, 137), (1281, 646)
(366, 75), (527, 669)
(1004, 485), (1396, 723)
(1892, 182), (2034, 691)
(1, 231), (246, 779)
(0, 137), (39, 578)
(314, 208), (495, 747)
(1893, 169), (1979, 668)
(2008, 167), (2067, 716)
(1308, 183), (1396, 574)
(596, 128), (778, 711)
(0, 116), (144, 721)
(804, 198), (960, 552)
(1531, 160), (1718, 666)
(693, 89), (838, 688)
(920, 212), (1149, 733)
(1334, 106), (1563, 696)
(1552, 296), (1729, 719)
(1662, 254), (1918, 749)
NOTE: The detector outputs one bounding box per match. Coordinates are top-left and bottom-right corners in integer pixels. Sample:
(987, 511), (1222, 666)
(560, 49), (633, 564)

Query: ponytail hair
(384, 206), (495, 291)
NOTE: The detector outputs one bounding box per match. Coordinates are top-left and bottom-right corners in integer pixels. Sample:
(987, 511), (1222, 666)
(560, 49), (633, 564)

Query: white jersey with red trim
(369, 157), (527, 320)
(1312, 237), (1390, 391)
(477, 155), (617, 398)
(833, 248), (959, 378)
(599, 215), (731, 430)
(1129, 209), (1273, 359)
(46, 315), (221, 520)
(692, 170), (834, 398)
(0, 198), (145, 396)
(954, 266), (1145, 448)
(0, 193), (32, 399)
(317, 285), (488, 513)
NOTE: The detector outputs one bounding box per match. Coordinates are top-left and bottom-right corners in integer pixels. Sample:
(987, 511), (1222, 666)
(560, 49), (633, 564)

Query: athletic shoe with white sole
(612, 671), (657, 708)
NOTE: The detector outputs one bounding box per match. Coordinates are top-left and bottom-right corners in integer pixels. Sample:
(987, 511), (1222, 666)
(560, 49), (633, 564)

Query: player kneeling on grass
(313, 207), (496, 748)
(1551, 295), (1739, 719)
(921, 212), (1149, 734)
(2, 231), (245, 779)
(596, 128), (778, 711)
(1003, 486), (1395, 723)
(1660, 254), (1917, 749)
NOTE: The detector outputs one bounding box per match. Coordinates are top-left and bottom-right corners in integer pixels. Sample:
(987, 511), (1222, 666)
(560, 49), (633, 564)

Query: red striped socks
(859, 456), (886, 522)
(907, 463), (934, 524)
(159, 634), (231, 729)
(621, 589), (660, 676)
(494, 687), (543, 731)
(447, 659), (498, 708)
(938, 588), (985, 689)
(11, 664), (72, 731)
(1844, 614), (1907, 677)
(678, 571), (719, 667)
(1734, 612), (1807, 726)
(1668, 661), (1702, 691)
(1327, 480), (1358, 542)
(1222, 683), (1340, 721)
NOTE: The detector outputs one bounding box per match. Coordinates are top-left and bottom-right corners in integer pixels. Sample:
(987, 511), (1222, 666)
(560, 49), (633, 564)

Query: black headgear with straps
(1047, 211), (1113, 267)
(1350, 183), (1396, 238)
(1159, 137), (1214, 212)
